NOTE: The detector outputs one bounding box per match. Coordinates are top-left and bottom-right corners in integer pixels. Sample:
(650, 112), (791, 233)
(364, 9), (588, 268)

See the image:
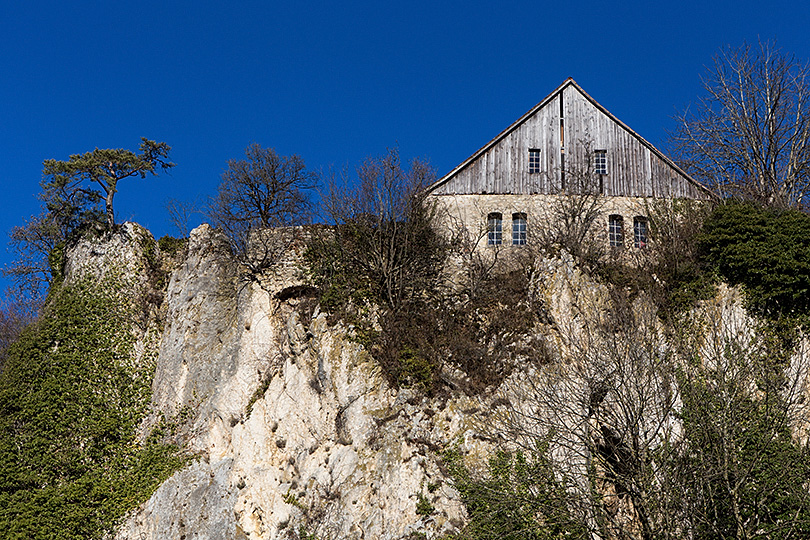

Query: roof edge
(426, 78), (713, 198)
(568, 81), (713, 197)
(426, 78), (575, 194)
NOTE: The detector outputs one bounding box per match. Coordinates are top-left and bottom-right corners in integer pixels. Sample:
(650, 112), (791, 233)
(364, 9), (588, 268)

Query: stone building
(426, 78), (713, 249)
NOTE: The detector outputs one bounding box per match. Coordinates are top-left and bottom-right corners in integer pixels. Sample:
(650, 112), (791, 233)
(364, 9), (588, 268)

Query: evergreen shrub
(699, 200), (810, 318)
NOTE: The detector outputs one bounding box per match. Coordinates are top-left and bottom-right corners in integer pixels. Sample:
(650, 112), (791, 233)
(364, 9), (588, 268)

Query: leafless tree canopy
(207, 144), (315, 271)
(321, 148), (442, 311)
(489, 277), (810, 540)
(210, 143), (315, 229)
(3, 213), (64, 303)
(0, 290), (39, 373)
(672, 41), (810, 208)
(164, 197), (201, 238)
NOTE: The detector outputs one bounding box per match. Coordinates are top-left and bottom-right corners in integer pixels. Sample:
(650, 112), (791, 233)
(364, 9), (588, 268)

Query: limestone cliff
(110, 225), (488, 540)
(56, 222), (804, 540)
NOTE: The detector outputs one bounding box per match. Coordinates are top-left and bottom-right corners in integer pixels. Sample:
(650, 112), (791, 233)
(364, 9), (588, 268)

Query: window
(512, 213), (527, 245)
(487, 213), (502, 245)
(529, 149), (541, 174)
(595, 150), (607, 175)
(633, 217), (648, 248)
(609, 215), (624, 247)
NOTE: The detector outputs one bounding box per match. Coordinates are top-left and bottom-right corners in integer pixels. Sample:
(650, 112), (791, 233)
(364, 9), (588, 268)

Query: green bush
(157, 235), (187, 257)
(398, 346), (435, 391)
(699, 200), (810, 318)
(677, 355), (810, 539)
(415, 492), (435, 516)
(443, 445), (587, 540)
(0, 282), (185, 539)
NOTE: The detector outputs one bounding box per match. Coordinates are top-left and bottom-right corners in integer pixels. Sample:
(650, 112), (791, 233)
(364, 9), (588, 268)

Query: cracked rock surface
(114, 225), (486, 540)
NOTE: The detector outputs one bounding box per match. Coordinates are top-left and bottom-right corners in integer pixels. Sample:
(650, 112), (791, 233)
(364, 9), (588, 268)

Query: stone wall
(430, 193), (655, 250)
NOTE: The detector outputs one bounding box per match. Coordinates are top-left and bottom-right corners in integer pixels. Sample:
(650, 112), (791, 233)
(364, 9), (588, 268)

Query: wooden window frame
(529, 149), (541, 174)
(595, 150), (607, 175)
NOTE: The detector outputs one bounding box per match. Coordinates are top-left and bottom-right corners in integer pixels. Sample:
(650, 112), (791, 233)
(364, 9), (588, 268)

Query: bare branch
(673, 41), (810, 208)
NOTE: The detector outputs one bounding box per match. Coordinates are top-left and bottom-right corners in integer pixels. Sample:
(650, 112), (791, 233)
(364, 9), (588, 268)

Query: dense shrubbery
(0, 282), (185, 539)
(306, 150), (551, 394)
(157, 234), (187, 257)
(699, 200), (810, 319)
(593, 197), (810, 322)
(591, 198), (717, 320)
(442, 445), (587, 540)
(305, 152), (452, 393)
(677, 356), (810, 539)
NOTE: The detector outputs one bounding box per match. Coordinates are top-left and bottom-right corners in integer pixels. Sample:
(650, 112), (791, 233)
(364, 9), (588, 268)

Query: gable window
(595, 150), (607, 175)
(609, 215), (624, 247)
(487, 213), (502, 245)
(633, 217), (648, 248)
(529, 149), (541, 174)
(512, 213), (527, 245)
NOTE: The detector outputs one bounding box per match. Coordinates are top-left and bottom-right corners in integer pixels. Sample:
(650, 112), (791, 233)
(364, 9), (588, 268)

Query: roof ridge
(426, 79), (712, 197)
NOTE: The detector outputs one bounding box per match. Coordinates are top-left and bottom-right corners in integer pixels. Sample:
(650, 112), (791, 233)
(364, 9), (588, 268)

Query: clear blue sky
(2, 0), (809, 290)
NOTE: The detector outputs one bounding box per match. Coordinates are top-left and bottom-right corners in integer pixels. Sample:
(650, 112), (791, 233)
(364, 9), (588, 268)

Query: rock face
(87, 222), (798, 540)
(114, 225), (488, 540)
(64, 222), (155, 294)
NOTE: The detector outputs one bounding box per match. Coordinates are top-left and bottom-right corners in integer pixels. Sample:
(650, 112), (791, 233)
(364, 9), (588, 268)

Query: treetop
(42, 138), (174, 190)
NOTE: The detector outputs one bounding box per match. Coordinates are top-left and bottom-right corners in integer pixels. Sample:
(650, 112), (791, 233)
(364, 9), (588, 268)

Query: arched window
(609, 215), (624, 247)
(512, 213), (527, 245)
(633, 217), (648, 248)
(487, 213), (502, 245)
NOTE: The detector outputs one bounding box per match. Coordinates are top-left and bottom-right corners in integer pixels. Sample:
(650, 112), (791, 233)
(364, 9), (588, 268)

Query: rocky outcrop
(114, 225), (493, 540)
(79, 223), (803, 540)
(63, 222), (156, 295)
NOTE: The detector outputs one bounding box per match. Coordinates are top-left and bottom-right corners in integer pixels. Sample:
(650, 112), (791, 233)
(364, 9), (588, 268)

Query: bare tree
(164, 197), (202, 238)
(672, 41), (810, 208)
(0, 290), (39, 373)
(478, 268), (810, 540)
(538, 192), (605, 269)
(320, 148), (444, 311)
(207, 144), (315, 273)
(496, 285), (680, 540)
(529, 150), (610, 270)
(3, 213), (63, 302)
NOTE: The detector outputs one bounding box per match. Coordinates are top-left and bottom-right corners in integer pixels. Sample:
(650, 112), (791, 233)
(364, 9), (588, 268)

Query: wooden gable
(428, 79), (710, 199)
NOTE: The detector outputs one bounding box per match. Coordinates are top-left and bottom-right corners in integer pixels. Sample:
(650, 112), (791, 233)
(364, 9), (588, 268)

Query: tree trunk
(105, 191), (115, 229)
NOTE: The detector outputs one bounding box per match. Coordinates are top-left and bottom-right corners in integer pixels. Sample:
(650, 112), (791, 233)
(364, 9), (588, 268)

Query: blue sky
(2, 0), (809, 291)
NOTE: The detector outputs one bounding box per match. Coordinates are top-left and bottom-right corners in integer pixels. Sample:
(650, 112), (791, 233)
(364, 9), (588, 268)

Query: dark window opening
(633, 217), (648, 248)
(609, 215), (624, 247)
(512, 213), (527, 245)
(487, 213), (502, 245)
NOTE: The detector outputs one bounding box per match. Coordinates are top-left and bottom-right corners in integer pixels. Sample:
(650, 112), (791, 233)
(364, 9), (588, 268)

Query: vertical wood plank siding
(432, 95), (562, 195)
(431, 83), (707, 199)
